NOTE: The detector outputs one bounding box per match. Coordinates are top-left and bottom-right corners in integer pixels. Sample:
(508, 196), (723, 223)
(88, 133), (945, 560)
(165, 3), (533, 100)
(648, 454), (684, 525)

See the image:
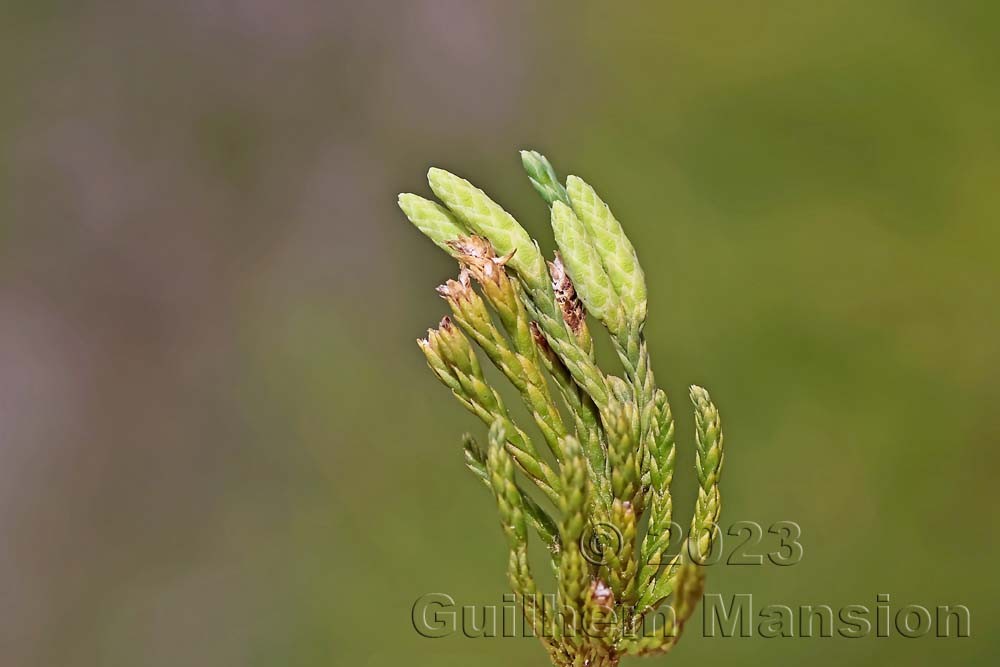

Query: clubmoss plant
(400, 151), (726, 666)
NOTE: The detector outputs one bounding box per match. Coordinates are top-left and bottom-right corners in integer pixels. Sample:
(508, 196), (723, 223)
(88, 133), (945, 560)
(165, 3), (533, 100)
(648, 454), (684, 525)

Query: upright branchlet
(689, 385), (724, 563)
(418, 317), (560, 503)
(486, 421), (533, 593)
(436, 260), (569, 464)
(463, 433), (559, 555)
(606, 400), (641, 504)
(635, 390), (677, 611)
(557, 435), (592, 642)
(551, 200), (626, 335)
(401, 151), (728, 667)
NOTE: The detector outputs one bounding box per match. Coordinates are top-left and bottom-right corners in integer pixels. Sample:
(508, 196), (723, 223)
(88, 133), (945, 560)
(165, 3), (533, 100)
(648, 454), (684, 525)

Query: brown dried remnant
(435, 269), (474, 303)
(420, 316), (456, 350)
(529, 321), (551, 354)
(447, 235), (515, 286)
(549, 253), (586, 335)
(590, 580), (615, 607)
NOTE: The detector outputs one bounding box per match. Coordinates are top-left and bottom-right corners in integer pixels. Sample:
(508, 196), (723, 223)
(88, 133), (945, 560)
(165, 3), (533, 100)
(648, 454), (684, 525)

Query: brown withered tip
(448, 235), (515, 285)
(448, 235), (495, 260)
(439, 315), (454, 332)
(548, 253), (586, 334)
(548, 253), (569, 288)
(435, 269), (473, 302)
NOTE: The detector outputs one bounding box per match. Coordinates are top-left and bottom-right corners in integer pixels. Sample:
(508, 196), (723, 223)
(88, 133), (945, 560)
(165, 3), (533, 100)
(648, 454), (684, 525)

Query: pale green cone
(397, 193), (468, 255)
(428, 167), (548, 290)
(551, 201), (626, 333)
(566, 176), (647, 325)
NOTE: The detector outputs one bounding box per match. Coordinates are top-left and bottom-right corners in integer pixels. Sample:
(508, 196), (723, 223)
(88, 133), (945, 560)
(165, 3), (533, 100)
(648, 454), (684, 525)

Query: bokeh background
(2, 1), (998, 665)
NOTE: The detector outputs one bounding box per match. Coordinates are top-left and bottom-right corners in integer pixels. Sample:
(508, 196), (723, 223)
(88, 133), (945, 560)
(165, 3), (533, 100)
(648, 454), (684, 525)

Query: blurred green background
(1, 1), (997, 665)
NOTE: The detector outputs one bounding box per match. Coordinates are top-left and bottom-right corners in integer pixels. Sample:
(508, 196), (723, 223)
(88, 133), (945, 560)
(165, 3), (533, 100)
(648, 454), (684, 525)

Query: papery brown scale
(530, 322), (551, 353)
(435, 270), (474, 303)
(549, 254), (587, 335)
(448, 235), (516, 287)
